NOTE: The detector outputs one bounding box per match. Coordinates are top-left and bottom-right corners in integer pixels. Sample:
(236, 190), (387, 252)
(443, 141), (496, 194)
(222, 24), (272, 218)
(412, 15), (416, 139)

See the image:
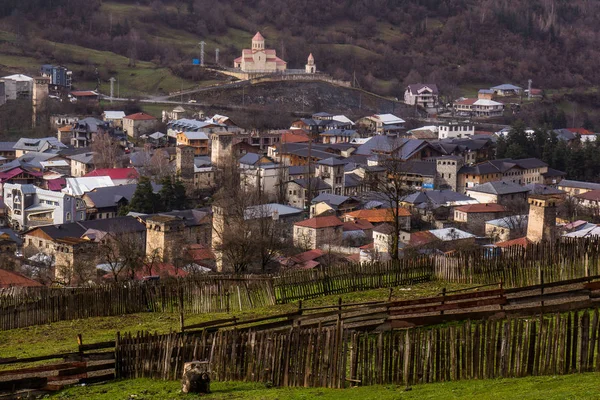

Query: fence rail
(114, 308), (600, 388)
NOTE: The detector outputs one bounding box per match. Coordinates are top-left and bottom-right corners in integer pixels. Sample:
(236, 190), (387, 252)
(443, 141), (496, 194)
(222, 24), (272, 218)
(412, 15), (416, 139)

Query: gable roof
(454, 203), (506, 213)
(85, 168), (139, 181)
(180, 131), (209, 140)
(294, 215), (343, 229)
(124, 112), (156, 121)
(467, 181), (530, 195)
(407, 83), (439, 95)
(524, 183), (565, 196)
(344, 208), (411, 223)
(491, 84), (522, 90)
(575, 189), (600, 202)
(495, 236), (531, 248)
(373, 113), (405, 125)
(311, 193), (351, 207)
(103, 111), (126, 120)
(0, 269), (42, 288)
(558, 180), (600, 191)
(83, 183), (139, 208)
(64, 176), (115, 196)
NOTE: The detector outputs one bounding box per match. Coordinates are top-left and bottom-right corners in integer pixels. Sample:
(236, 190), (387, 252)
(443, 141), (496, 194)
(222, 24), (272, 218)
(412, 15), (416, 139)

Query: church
(234, 32), (287, 73)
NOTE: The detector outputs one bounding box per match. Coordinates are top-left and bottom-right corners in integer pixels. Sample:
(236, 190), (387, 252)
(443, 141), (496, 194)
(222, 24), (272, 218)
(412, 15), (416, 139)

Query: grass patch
(50, 373), (600, 399)
(0, 281), (467, 362)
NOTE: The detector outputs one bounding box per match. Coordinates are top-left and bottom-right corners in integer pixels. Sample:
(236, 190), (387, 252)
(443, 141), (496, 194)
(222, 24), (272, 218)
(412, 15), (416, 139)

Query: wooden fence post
(440, 288), (446, 315)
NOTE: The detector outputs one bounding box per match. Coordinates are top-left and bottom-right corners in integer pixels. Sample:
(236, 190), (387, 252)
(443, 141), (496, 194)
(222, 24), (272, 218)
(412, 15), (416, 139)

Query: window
(66, 212), (71, 221)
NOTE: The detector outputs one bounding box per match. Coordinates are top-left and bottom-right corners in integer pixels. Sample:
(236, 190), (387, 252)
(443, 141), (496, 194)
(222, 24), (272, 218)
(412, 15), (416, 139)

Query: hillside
(1, 0), (600, 99)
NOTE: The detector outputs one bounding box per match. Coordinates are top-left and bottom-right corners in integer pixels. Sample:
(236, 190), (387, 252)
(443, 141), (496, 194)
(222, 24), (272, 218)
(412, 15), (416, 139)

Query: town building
(102, 111), (126, 128)
(356, 114), (406, 135)
(234, 32), (287, 73)
(68, 152), (95, 177)
(557, 180), (600, 196)
(491, 84), (523, 97)
(526, 194), (557, 243)
(13, 137), (67, 158)
(4, 183), (87, 231)
(40, 64), (72, 89)
(465, 181), (529, 206)
(453, 98), (504, 117)
(438, 123), (475, 139)
(293, 215), (343, 250)
(123, 112), (157, 138)
(404, 84), (439, 108)
(176, 132), (210, 156)
(453, 203), (507, 236)
(1, 74), (33, 100)
(485, 215), (528, 242)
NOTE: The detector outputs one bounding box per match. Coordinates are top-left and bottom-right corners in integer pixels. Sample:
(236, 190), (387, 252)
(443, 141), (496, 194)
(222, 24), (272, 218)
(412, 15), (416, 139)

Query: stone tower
(32, 76), (50, 127)
(436, 156), (463, 192)
(176, 145), (195, 182)
(305, 53), (316, 74)
(211, 132), (234, 168)
(145, 215), (186, 262)
(526, 194), (557, 243)
(252, 32), (265, 51)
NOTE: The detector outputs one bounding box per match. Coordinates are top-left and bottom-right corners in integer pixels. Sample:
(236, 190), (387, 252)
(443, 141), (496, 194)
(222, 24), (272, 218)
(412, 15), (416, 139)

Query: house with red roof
(453, 203), (507, 236)
(123, 112), (158, 138)
(0, 269), (43, 288)
(566, 128), (597, 142)
(102, 262), (188, 281)
(293, 215), (343, 250)
(85, 168), (139, 185)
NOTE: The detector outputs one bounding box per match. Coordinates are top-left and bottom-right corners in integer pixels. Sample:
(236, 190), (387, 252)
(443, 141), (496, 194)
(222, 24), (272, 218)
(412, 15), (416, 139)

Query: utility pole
(199, 41), (206, 66)
(109, 77), (116, 103)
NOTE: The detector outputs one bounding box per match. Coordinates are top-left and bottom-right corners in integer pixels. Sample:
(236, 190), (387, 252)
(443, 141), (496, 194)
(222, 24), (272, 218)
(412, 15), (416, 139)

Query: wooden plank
(0, 377), (48, 391)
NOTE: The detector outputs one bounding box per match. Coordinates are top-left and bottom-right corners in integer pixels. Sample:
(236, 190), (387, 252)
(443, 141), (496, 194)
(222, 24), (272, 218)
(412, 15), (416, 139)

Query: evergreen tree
(172, 179), (188, 210)
(128, 177), (160, 214)
(158, 177), (175, 211)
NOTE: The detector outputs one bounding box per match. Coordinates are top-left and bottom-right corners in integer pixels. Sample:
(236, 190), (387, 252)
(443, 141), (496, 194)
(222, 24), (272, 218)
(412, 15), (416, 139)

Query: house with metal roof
(466, 181), (529, 205)
(13, 137), (67, 157)
(404, 84), (439, 108)
(490, 84), (523, 97)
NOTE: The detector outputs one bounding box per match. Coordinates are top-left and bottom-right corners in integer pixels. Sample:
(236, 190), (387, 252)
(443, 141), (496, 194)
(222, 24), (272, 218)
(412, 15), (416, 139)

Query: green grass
(0, 281), (467, 362)
(50, 374), (600, 399)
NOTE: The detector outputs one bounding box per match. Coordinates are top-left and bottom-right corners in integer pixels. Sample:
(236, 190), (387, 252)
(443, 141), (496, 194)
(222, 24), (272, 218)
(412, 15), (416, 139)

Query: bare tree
(501, 197), (530, 239)
(98, 230), (146, 282)
(92, 132), (121, 169)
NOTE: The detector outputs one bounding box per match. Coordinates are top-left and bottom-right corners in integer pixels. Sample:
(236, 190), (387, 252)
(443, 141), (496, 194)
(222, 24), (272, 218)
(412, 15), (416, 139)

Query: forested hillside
(1, 0), (599, 97)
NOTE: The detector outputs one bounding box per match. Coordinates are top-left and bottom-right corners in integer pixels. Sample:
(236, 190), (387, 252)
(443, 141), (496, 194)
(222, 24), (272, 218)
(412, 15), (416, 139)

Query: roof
(83, 183), (138, 208)
(13, 137), (67, 152)
(311, 193), (351, 207)
(523, 183), (565, 195)
(2, 74), (33, 82)
(576, 189), (600, 202)
(373, 223), (395, 235)
(253, 32), (265, 41)
(344, 208), (411, 223)
(104, 262), (188, 280)
(407, 83), (439, 95)
(563, 225), (600, 238)
(409, 231), (438, 247)
(343, 219), (374, 232)
(291, 249), (325, 264)
(317, 157), (348, 166)
(124, 112), (156, 121)
(85, 168), (139, 181)
(542, 168), (567, 178)
(558, 180), (600, 191)
(292, 178), (331, 191)
(373, 113), (405, 125)
(244, 203), (303, 220)
(58, 126), (73, 132)
(103, 111), (126, 120)
(495, 237), (531, 248)
(180, 131), (209, 140)
(429, 228), (476, 241)
(64, 176), (115, 196)
(0, 269), (42, 288)
(25, 216), (146, 241)
(491, 84), (522, 90)
(478, 89), (494, 94)
(567, 128), (596, 136)
(148, 132), (166, 140)
(294, 215), (343, 229)
(70, 90), (98, 97)
(473, 99), (504, 106)
(402, 190), (477, 207)
(467, 181), (530, 195)
(486, 215), (528, 229)
(68, 152), (95, 164)
(454, 203), (506, 213)
(0, 142), (16, 152)
(281, 131), (311, 144)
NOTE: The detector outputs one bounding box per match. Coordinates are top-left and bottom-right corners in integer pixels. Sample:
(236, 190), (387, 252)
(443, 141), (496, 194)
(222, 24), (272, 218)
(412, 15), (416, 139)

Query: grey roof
(523, 183), (565, 195)
(345, 173), (362, 188)
(542, 168), (567, 177)
(194, 156), (212, 167)
(140, 209), (209, 227)
(288, 165), (315, 176)
(373, 223), (395, 235)
(402, 189), (476, 207)
(0, 142), (17, 152)
(398, 160), (436, 176)
(0, 228), (23, 246)
(244, 203), (303, 220)
(558, 180), (600, 190)
(239, 153), (261, 165)
(479, 89), (494, 94)
(311, 193), (350, 207)
(83, 184), (139, 208)
(320, 129), (357, 137)
(76, 117), (108, 133)
(292, 178), (331, 191)
(68, 152), (95, 164)
(512, 158), (548, 169)
(317, 157), (348, 166)
(467, 181), (530, 195)
(553, 129), (577, 142)
(25, 216), (146, 240)
(13, 137), (67, 152)
(491, 84), (522, 90)
(407, 83), (439, 95)
(486, 215), (528, 229)
(148, 132), (166, 140)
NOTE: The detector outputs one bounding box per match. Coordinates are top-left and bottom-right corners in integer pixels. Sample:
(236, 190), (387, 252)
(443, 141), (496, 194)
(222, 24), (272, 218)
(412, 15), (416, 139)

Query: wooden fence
(114, 308), (600, 388)
(0, 275), (275, 330)
(273, 258), (434, 303)
(434, 238), (600, 287)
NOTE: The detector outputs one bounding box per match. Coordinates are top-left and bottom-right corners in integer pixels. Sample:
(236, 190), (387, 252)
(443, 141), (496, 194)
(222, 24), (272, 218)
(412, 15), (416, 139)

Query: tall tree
(127, 177), (160, 214)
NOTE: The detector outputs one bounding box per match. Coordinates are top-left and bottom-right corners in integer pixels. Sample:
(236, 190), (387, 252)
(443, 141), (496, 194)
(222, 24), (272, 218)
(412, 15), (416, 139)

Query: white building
(438, 123), (475, 139)
(404, 84), (439, 108)
(233, 32), (287, 73)
(1, 74), (33, 100)
(4, 183), (86, 231)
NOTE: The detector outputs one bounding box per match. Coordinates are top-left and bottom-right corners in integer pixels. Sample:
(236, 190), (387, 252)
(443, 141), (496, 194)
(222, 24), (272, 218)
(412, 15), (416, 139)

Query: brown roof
(0, 270), (43, 288)
(124, 112), (156, 121)
(295, 216), (343, 229)
(58, 126), (73, 132)
(344, 208), (411, 223)
(281, 131), (311, 144)
(343, 219), (374, 232)
(576, 189), (600, 201)
(495, 237), (531, 249)
(455, 98), (477, 105)
(454, 203), (506, 213)
(409, 231), (437, 247)
(253, 32), (265, 41)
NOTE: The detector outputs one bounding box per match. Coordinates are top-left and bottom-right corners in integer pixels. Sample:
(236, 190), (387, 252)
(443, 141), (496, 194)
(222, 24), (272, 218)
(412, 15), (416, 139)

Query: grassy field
(0, 281), (467, 361)
(50, 374), (600, 399)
